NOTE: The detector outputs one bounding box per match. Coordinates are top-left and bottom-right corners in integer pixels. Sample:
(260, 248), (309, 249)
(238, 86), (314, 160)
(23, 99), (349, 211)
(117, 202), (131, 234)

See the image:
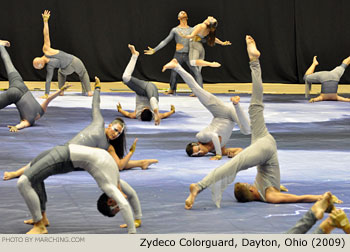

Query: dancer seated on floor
(162, 58), (250, 161)
(286, 192), (350, 234)
(117, 44), (175, 126)
(179, 16), (231, 68)
(16, 144), (142, 234)
(32, 10), (92, 98)
(3, 77), (157, 180)
(304, 55), (350, 102)
(0, 40), (70, 132)
(181, 36), (343, 209)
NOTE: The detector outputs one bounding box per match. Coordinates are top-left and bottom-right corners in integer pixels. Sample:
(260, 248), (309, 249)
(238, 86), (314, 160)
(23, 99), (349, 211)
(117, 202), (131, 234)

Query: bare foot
(342, 56), (350, 66)
(128, 44), (139, 56)
(24, 218), (50, 227)
(162, 59), (178, 72)
(313, 56), (319, 66)
(26, 220), (48, 234)
(331, 194), (343, 204)
(94, 76), (101, 89)
(210, 62), (221, 67)
(189, 93), (196, 97)
(230, 96), (240, 104)
(87, 91), (93, 96)
(311, 192), (333, 220)
(3, 171), (20, 180)
(246, 35), (261, 61)
(0, 40), (10, 47)
(165, 90), (175, 95)
(140, 159), (158, 170)
(185, 184), (201, 210)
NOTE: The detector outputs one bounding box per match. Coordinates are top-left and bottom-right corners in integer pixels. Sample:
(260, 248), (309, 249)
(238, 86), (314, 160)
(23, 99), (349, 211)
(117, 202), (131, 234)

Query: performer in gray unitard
(0, 40), (70, 132)
(286, 192), (349, 234)
(118, 44), (175, 126)
(144, 11), (202, 96)
(33, 10), (92, 98)
(183, 36), (342, 210)
(162, 58), (250, 160)
(17, 144), (141, 234)
(304, 56), (350, 102)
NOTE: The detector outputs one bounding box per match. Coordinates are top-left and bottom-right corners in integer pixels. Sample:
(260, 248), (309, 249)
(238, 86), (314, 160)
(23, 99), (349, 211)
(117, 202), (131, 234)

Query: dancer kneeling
(183, 36), (342, 209)
(17, 144), (142, 234)
(117, 45), (175, 126)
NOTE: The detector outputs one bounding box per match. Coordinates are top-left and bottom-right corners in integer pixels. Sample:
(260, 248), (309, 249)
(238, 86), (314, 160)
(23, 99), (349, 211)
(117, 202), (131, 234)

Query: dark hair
(185, 142), (197, 157)
(140, 109), (153, 121)
(206, 21), (218, 47)
(97, 193), (115, 217)
(234, 183), (254, 203)
(108, 117), (126, 158)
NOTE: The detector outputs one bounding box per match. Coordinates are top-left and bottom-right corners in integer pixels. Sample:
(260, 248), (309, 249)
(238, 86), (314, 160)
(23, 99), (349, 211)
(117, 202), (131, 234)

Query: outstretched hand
(60, 83), (72, 91)
(170, 105), (175, 113)
(144, 47), (155, 55)
(8, 125), (18, 132)
(42, 10), (50, 22)
(222, 41), (232, 46)
(117, 102), (122, 112)
(210, 155), (222, 160)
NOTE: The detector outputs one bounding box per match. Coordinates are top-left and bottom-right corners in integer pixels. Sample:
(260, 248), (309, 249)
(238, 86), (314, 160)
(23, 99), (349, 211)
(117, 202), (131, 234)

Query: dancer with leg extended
(183, 36), (342, 209)
(118, 44), (175, 126)
(17, 144), (142, 234)
(162, 59), (250, 160)
(304, 56), (350, 102)
(0, 40), (70, 132)
(3, 78), (157, 180)
(33, 10), (92, 98)
(144, 11), (202, 96)
(179, 16), (231, 68)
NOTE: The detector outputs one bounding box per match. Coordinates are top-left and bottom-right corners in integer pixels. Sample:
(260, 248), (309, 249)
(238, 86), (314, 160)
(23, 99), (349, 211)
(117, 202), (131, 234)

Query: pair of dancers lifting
(304, 55), (350, 102)
(163, 36), (342, 210)
(3, 78), (158, 181)
(33, 10), (92, 98)
(117, 45), (175, 126)
(0, 40), (70, 132)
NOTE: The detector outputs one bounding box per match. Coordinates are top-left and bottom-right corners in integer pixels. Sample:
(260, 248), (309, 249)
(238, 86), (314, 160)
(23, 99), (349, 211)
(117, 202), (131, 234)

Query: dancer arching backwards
(0, 40), (70, 132)
(144, 11), (202, 96)
(3, 77), (157, 180)
(304, 55), (350, 102)
(32, 10), (92, 98)
(117, 44), (175, 126)
(162, 56), (250, 160)
(179, 16), (231, 68)
(17, 144), (142, 234)
(178, 36), (342, 209)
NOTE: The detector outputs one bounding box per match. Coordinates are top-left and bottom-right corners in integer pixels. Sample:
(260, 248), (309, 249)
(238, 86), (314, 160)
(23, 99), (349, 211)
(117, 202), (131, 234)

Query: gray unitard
(122, 54), (159, 118)
(67, 87), (109, 150)
(304, 63), (348, 98)
(153, 26), (203, 89)
(173, 63), (250, 156)
(189, 33), (206, 69)
(17, 144), (141, 234)
(286, 210), (324, 234)
(195, 60), (280, 207)
(45, 51), (91, 95)
(0, 46), (44, 125)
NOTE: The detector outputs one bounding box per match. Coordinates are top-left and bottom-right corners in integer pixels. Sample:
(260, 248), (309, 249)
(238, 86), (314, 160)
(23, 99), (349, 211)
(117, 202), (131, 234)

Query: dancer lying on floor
(3, 78), (157, 180)
(117, 44), (175, 125)
(304, 55), (350, 102)
(286, 192), (349, 234)
(162, 55), (250, 161)
(32, 10), (92, 98)
(0, 40), (70, 132)
(17, 144), (142, 234)
(175, 35), (342, 209)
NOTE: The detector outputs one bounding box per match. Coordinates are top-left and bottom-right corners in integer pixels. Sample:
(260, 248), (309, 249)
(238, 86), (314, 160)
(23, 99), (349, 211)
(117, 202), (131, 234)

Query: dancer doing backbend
(286, 192), (349, 234)
(117, 45), (175, 126)
(144, 11), (202, 96)
(0, 40), (70, 132)
(179, 36), (342, 209)
(162, 57), (250, 161)
(179, 16), (231, 68)
(3, 77), (157, 180)
(32, 10), (92, 98)
(17, 144), (142, 234)
(304, 56), (350, 102)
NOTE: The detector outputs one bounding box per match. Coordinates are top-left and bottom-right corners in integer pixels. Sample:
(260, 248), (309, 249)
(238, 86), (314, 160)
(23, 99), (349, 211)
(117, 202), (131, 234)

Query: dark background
(0, 0), (349, 84)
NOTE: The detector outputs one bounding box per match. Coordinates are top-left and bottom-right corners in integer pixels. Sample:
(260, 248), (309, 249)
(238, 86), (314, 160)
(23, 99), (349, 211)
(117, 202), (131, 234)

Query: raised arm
(215, 37), (231, 46)
(144, 28), (175, 55)
(41, 10), (56, 54)
(107, 139), (137, 170)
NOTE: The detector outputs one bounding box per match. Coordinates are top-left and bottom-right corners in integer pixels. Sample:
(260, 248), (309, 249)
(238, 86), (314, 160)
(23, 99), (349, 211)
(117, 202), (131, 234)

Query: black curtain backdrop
(0, 0), (349, 84)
